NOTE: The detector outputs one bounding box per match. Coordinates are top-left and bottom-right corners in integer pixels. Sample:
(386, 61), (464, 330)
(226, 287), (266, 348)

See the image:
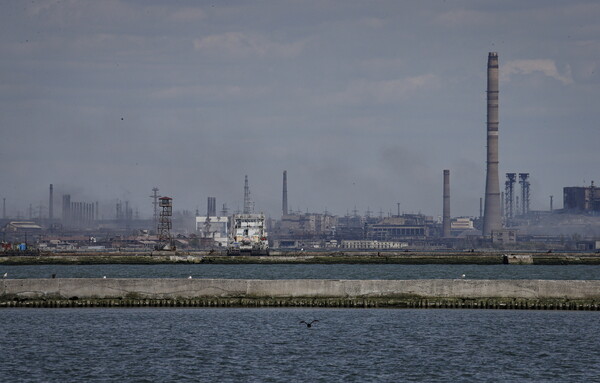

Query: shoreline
(1, 251), (600, 265)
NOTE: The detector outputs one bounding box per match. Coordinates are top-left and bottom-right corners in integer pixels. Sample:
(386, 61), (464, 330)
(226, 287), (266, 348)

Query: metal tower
(150, 187), (160, 229)
(220, 203), (229, 217)
(243, 175), (253, 214)
(519, 173), (530, 215)
(157, 196), (174, 250)
(505, 173), (516, 220)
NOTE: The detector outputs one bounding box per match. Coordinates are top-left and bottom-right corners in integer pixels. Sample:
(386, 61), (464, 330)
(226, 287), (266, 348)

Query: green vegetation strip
(1, 296), (599, 310)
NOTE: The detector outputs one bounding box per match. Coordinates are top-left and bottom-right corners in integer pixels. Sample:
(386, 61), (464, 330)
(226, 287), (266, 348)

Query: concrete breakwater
(2, 279), (600, 310)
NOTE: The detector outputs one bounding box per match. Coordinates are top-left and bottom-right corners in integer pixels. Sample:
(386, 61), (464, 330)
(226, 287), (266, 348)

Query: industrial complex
(1, 52), (599, 253)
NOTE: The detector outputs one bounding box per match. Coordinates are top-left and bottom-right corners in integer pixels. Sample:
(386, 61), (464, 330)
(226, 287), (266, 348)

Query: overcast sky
(1, 0), (599, 220)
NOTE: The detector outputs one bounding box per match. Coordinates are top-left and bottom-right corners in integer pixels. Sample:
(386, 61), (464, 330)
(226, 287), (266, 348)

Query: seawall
(2, 279), (600, 310)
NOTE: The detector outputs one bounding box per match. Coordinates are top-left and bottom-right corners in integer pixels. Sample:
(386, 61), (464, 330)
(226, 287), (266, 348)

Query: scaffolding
(519, 173), (530, 215)
(157, 196), (174, 250)
(505, 173), (516, 220)
(150, 187), (160, 230)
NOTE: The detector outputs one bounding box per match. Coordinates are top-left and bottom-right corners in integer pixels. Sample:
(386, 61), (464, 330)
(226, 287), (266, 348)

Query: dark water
(1, 308), (599, 382)
(3, 263), (600, 280)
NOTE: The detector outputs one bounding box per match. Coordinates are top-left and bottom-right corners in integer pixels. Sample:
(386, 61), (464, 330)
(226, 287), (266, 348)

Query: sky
(1, 0), (599, 220)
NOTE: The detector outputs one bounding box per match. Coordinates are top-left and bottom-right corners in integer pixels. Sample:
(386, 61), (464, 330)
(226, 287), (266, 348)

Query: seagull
(188, 276), (192, 279)
(3, 272), (7, 279)
(103, 276), (107, 279)
(300, 320), (319, 328)
(460, 274), (466, 279)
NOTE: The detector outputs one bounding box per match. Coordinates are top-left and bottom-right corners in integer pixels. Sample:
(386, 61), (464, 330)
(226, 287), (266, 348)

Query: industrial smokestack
(482, 52), (502, 236)
(243, 175), (252, 214)
(282, 170), (288, 216)
(49, 184), (54, 220)
(207, 197), (216, 217)
(442, 170), (451, 237)
(62, 194), (71, 225)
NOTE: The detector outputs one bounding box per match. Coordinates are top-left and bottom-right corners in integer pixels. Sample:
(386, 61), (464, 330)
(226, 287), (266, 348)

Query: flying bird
(460, 274), (466, 279)
(103, 276), (107, 279)
(300, 320), (319, 328)
(3, 272), (7, 278)
(188, 276), (192, 279)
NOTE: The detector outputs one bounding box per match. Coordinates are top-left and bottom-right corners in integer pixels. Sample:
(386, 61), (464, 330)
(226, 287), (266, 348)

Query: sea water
(1, 308), (599, 382)
(3, 263), (600, 280)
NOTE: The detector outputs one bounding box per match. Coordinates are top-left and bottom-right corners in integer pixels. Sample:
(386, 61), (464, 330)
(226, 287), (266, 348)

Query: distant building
(340, 240), (408, 249)
(279, 213), (335, 237)
(3, 221), (43, 242)
(196, 216), (228, 247)
(492, 229), (517, 245)
(367, 215), (428, 241)
(564, 184), (600, 212)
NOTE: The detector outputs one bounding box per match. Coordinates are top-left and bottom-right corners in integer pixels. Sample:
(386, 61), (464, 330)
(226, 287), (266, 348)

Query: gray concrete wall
(3, 279), (600, 300)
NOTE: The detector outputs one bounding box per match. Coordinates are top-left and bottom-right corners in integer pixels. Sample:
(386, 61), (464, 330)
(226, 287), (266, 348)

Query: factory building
(196, 216), (228, 247)
(279, 213), (336, 237)
(340, 240), (408, 250)
(367, 215), (429, 241)
(564, 184), (600, 213)
(61, 194), (97, 228)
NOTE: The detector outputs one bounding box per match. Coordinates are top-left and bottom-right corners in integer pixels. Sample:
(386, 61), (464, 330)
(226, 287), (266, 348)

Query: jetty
(2, 278), (600, 310)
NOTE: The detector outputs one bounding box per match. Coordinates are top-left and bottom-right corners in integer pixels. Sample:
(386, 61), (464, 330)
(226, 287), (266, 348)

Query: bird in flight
(299, 320), (319, 328)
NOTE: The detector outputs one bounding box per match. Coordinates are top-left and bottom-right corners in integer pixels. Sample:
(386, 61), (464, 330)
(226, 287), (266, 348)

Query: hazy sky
(1, 0), (599, 220)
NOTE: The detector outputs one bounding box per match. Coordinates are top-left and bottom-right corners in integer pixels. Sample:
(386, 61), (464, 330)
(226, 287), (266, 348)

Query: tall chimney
(442, 170), (451, 237)
(207, 197), (216, 217)
(282, 170), (288, 216)
(49, 184), (54, 220)
(243, 175), (251, 214)
(483, 52), (502, 236)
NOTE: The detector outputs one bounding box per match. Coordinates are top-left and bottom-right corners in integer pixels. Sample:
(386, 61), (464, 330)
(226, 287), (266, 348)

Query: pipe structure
(442, 170), (451, 237)
(282, 170), (288, 216)
(483, 52), (502, 236)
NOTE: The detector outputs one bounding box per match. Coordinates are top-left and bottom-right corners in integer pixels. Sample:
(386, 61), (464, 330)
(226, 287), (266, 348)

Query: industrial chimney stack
(482, 52), (502, 236)
(442, 170), (451, 237)
(282, 170), (288, 216)
(243, 175), (252, 214)
(49, 184), (54, 221)
(207, 197), (216, 217)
